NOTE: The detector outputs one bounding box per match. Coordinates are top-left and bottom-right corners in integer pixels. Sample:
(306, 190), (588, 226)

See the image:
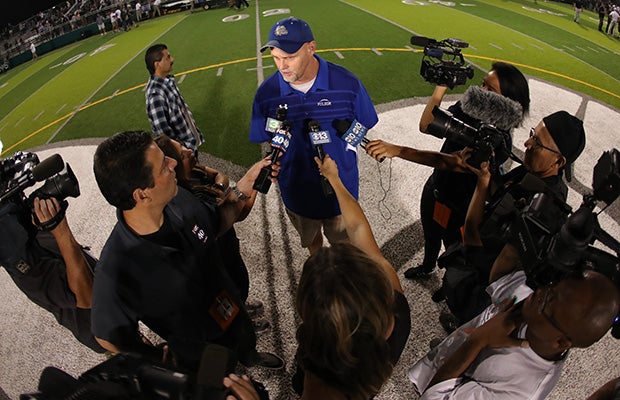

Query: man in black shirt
(92, 130), (282, 371)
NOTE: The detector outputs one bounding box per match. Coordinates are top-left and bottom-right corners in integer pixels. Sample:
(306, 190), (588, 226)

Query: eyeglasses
(537, 286), (571, 341)
(529, 128), (562, 156)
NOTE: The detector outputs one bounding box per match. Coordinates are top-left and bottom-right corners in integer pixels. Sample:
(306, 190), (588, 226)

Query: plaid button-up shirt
(146, 74), (204, 152)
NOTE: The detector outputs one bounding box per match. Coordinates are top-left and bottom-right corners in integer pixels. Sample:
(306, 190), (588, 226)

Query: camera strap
(33, 200), (67, 232)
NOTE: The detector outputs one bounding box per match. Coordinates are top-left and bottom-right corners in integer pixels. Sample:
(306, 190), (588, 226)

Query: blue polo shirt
(250, 55), (378, 219)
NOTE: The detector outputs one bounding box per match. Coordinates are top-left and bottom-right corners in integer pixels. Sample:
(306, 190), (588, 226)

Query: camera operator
(407, 240), (620, 399)
(436, 110), (587, 330)
(0, 194), (104, 353)
(367, 62), (530, 280)
(92, 131), (283, 373)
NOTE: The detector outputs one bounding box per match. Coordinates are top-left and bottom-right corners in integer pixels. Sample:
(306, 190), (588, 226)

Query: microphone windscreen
(410, 36), (433, 47)
(460, 86), (524, 131)
(32, 154), (64, 182)
(332, 119), (352, 135)
(308, 119), (321, 132)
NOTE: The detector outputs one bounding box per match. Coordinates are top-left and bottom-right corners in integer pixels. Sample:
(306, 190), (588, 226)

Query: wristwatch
(232, 186), (250, 201)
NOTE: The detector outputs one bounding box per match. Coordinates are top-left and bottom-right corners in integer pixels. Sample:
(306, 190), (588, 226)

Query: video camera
(410, 36), (474, 89)
(426, 105), (510, 169)
(482, 149), (620, 292)
(0, 151), (80, 228)
(21, 345), (269, 400)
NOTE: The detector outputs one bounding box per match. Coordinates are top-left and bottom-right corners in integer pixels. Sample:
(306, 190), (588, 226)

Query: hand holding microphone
(332, 119), (385, 162)
(307, 119), (334, 196)
(253, 107), (291, 194)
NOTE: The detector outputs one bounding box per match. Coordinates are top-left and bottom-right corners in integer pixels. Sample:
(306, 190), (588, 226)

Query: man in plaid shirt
(145, 44), (204, 154)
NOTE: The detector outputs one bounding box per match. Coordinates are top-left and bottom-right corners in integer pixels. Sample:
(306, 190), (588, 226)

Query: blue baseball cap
(260, 17), (314, 54)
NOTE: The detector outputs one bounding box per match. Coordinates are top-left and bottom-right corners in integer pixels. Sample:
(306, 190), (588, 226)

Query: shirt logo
(16, 260), (31, 274)
(274, 25), (288, 36)
(192, 224), (209, 244)
(317, 98), (332, 107)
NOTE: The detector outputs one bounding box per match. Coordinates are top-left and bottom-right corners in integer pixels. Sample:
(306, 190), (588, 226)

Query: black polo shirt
(92, 187), (254, 368)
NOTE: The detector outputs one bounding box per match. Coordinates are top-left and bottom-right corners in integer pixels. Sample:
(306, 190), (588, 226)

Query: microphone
(460, 86), (524, 131)
(32, 154), (64, 182)
(253, 106), (291, 194)
(307, 119), (334, 196)
(410, 36), (436, 47)
(332, 119), (384, 162)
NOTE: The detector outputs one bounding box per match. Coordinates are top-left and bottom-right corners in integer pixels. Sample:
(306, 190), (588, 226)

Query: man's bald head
(557, 270), (619, 348)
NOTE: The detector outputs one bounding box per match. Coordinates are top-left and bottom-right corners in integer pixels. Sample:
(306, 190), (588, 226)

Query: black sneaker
(404, 264), (434, 279)
(245, 299), (264, 319)
(429, 337), (443, 350)
(253, 318), (271, 335)
(439, 311), (460, 334)
(431, 288), (445, 303)
(248, 352), (284, 370)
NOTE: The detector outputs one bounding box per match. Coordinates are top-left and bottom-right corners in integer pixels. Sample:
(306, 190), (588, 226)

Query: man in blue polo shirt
(250, 16), (379, 255)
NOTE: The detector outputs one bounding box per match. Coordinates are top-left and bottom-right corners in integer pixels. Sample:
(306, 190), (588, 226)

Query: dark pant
(419, 176), (466, 269)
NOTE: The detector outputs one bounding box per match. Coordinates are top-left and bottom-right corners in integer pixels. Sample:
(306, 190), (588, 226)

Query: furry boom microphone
(460, 86), (524, 131)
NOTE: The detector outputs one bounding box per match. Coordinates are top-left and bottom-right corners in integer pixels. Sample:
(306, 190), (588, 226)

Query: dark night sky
(1, 0), (66, 30)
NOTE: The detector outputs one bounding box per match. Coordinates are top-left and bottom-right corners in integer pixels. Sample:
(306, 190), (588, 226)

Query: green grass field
(0, 0), (618, 166)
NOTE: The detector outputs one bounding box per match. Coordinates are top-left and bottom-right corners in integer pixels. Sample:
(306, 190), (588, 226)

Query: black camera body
(427, 105), (509, 169)
(1, 151), (79, 205)
(1, 151), (80, 230)
(483, 149), (620, 290)
(411, 36), (474, 89)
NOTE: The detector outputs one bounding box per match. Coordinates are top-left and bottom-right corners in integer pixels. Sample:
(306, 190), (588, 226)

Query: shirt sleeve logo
(317, 98), (332, 107)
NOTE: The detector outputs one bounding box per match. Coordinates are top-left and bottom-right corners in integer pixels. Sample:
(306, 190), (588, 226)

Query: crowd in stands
(0, 0), (165, 64)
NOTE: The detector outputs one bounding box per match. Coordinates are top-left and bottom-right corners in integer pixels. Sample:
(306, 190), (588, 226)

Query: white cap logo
(274, 25), (288, 36)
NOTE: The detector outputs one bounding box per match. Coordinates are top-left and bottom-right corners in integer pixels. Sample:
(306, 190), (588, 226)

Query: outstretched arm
(315, 154), (402, 293)
(32, 197), (93, 308)
(216, 156), (277, 234)
(420, 85), (449, 133)
(364, 140), (469, 172)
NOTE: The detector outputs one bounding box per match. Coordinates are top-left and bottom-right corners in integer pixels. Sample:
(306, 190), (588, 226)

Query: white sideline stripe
(0, 124), (6, 132)
(489, 43), (503, 50)
(587, 47), (600, 53)
(33, 110), (44, 121)
(575, 45), (588, 52)
(511, 43), (524, 50)
(335, 0), (482, 77)
(15, 117), (24, 127)
(46, 14), (189, 144)
(405, 45), (416, 52)
(255, 0), (264, 85)
(334, 51), (344, 59)
(530, 43), (544, 50)
(217, 67), (223, 76)
(339, 0), (419, 35)
(56, 104), (66, 114)
(112, 89), (120, 97)
(178, 74), (187, 84)
(468, 45), (477, 50)
(247, 65), (274, 71)
(372, 48), (383, 55)
(563, 45), (574, 52)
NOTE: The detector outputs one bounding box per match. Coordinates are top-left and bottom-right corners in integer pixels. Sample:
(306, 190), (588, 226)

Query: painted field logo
(317, 98), (332, 107)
